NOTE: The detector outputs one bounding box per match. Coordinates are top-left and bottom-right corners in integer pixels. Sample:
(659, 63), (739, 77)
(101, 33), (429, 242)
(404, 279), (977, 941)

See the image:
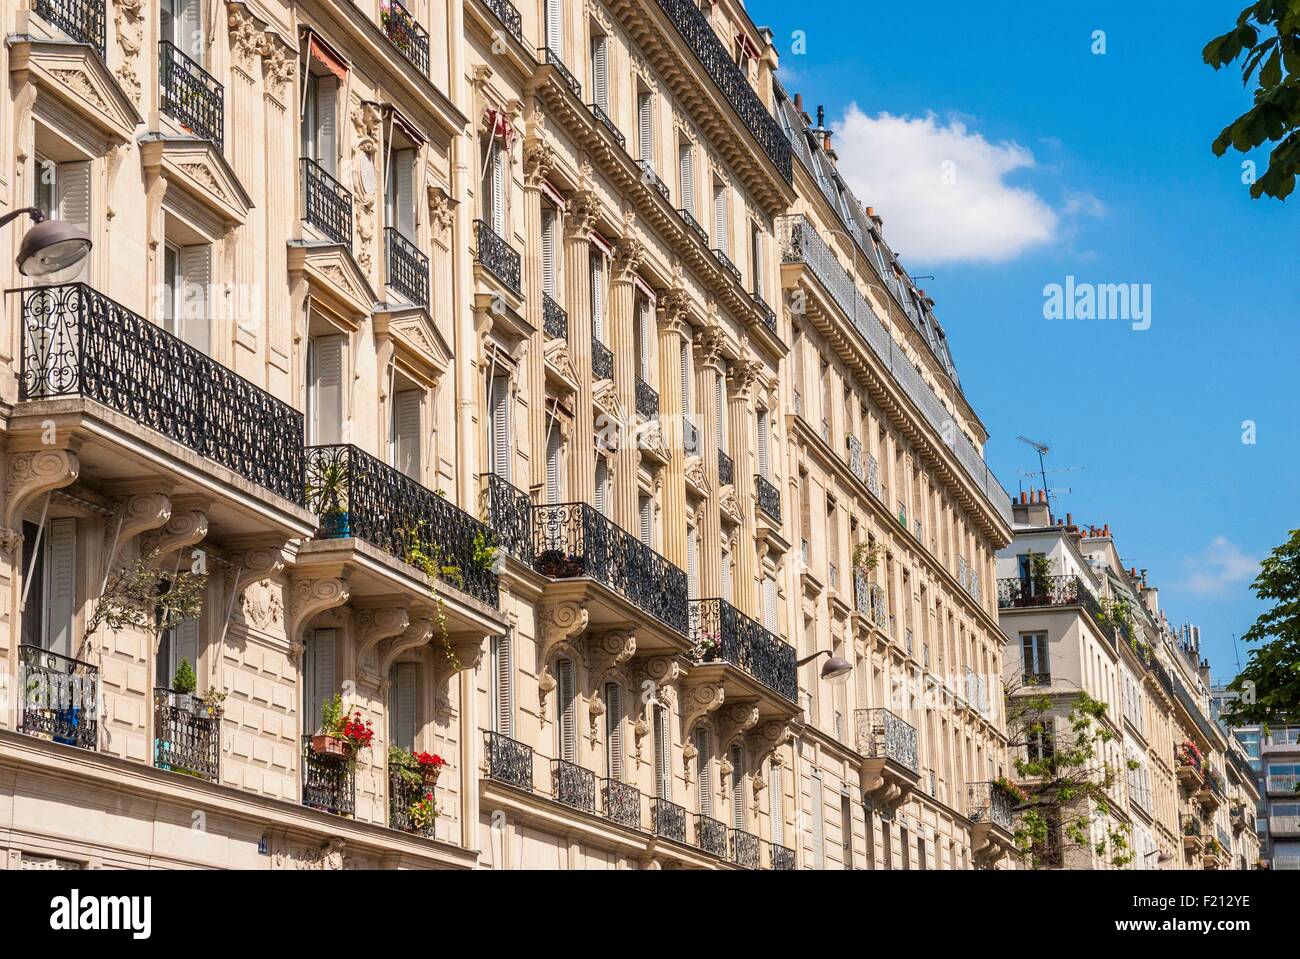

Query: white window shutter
(686, 528), (698, 599)
(713, 184), (727, 254)
(679, 143), (694, 215)
(308, 628), (337, 733)
(594, 457), (609, 516)
(180, 244), (210, 354)
(770, 761), (784, 845)
(492, 632), (514, 738)
(591, 36), (608, 111)
(56, 161), (91, 280)
(395, 149), (415, 237)
(392, 390), (422, 480)
(557, 659), (577, 763)
(389, 662), (417, 751)
(636, 297), (650, 381)
(751, 225), (763, 295)
(637, 92), (653, 162)
(605, 682), (623, 779)
(721, 548), (732, 601)
(763, 575), (777, 632)
(316, 77), (338, 175)
(654, 703), (671, 799)
(44, 517), (76, 658)
(757, 410), (770, 477)
(715, 371), (726, 449)
(590, 250), (605, 341)
(488, 375), (510, 480)
(490, 146), (505, 237)
(545, 427), (562, 504)
(638, 494), (652, 547)
(309, 335), (344, 446)
(541, 207), (557, 298)
(679, 336), (691, 412)
(730, 743), (745, 830)
(545, 0), (563, 58)
(694, 728), (711, 816)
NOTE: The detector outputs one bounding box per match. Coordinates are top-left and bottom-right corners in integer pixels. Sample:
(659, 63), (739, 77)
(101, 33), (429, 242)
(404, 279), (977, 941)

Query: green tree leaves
(1223, 528), (1300, 726)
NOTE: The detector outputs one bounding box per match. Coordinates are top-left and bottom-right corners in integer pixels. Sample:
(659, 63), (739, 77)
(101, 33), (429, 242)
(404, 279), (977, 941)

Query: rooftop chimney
(1011, 488), (1051, 527)
(794, 92), (803, 112)
(816, 104), (826, 131)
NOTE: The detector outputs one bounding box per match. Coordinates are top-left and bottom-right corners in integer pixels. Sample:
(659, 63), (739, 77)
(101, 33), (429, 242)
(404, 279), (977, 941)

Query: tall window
(385, 147), (416, 239)
(769, 761), (784, 846)
(306, 333), (343, 445)
(541, 203), (559, 301)
(589, 248), (607, 342)
(491, 632), (514, 738)
(389, 387), (423, 480)
(161, 0), (204, 62)
(678, 141), (695, 215)
(756, 408), (771, 478)
(162, 241), (211, 353)
(634, 294), (651, 382)
(33, 153), (90, 281)
(810, 771), (825, 869)
(21, 519), (75, 658)
(303, 628), (337, 734)
(654, 703), (672, 799)
(694, 728), (712, 816)
(715, 363), (728, 452)
(157, 616), (200, 690)
(637, 88), (654, 163)
(730, 743), (745, 830)
(763, 573), (778, 632)
(594, 455), (610, 516)
(300, 71), (339, 175)
(712, 178), (728, 254)
(638, 492), (653, 547)
(750, 221), (764, 297)
(686, 523), (700, 599)
(545, 0), (564, 57)
(487, 373), (510, 479)
(557, 658), (577, 763)
(1021, 632), (1049, 682)
(841, 794), (854, 868)
(604, 682), (624, 779)
(545, 418), (564, 504)
(388, 662), (417, 752)
(589, 31), (608, 112)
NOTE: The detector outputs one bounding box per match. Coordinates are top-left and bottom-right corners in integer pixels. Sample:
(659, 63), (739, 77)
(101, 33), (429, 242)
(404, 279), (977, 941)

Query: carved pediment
(544, 338), (579, 393)
(10, 39), (142, 144)
(376, 306), (452, 380)
(287, 241), (378, 322)
(140, 135), (252, 226)
(718, 484), (742, 524)
(684, 455), (709, 497)
(593, 379), (624, 424)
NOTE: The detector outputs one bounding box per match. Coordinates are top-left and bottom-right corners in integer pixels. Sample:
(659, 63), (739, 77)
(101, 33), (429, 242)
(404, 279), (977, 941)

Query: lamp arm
(795, 649), (829, 667)
(0, 207), (44, 230)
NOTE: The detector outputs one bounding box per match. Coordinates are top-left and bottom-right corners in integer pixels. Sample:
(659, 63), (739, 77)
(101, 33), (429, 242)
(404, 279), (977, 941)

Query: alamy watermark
(1043, 275), (1151, 331)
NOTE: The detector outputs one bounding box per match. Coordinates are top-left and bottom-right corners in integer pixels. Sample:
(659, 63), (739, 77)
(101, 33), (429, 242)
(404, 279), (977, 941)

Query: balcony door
(388, 662), (418, 752)
(384, 148), (416, 240)
(33, 154), (90, 282)
(301, 72), (339, 177)
(20, 518), (75, 659)
(162, 241), (211, 354)
(303, 628), (337, 735)
(161, 0), (204, 62)
(157, 619), (200, 691)
(389, 387), (423, 481)
(307, 334), (344, 446)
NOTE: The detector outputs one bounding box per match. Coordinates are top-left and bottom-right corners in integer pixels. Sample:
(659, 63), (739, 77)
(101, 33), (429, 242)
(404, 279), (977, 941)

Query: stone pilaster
(728, 357), (762, 616)
(564, 189), (599, 507)
(694, 325), (725, 598)
(608, 235), (644, 531)
(655, 289), (690, 569)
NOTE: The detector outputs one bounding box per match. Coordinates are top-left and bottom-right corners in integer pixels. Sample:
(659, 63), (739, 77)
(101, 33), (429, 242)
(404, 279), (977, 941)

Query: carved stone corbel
(439, 635), (488, 678)
(140, 509), (209, 566)
(288, 576), (350, 660)
(378, 616), (434, 675)
(679, 680), (725, 741)
(355, 606), (412, 680)
(715, 701), (760, 755)
(3, 450), (80, 551)
(587, 689), (605, 749)
(586, 629), (636, 689)
(747, 720), (794, 792)
(107, 492), (172, 567)
(537, 601), (588, 723)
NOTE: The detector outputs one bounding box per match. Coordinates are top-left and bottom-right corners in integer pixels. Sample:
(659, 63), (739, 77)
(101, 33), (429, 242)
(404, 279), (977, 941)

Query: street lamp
(1, 207), (92, 279)
(797, 648), (852, 683)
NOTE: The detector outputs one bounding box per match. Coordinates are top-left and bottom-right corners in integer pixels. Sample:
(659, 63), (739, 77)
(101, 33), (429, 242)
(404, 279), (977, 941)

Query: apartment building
(0, 0), (1017, 870)
(1213, 684), (1294, 870)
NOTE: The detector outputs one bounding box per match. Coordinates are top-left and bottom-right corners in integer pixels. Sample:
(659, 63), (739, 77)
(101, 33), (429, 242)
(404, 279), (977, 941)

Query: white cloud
(830, 106), (1061, 264)
(1180, 536), (1259, 598)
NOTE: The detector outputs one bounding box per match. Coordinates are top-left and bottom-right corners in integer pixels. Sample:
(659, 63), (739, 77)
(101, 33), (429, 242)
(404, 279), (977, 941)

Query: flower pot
(311, 734), (350, 759)
(175, 693), (194, 715)
(321, 511), (351, 539)
(421, 766), (441, 788)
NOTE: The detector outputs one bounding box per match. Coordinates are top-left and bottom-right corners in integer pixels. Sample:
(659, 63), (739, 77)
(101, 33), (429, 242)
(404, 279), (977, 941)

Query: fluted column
(655, 290), (690, 569)
(695, 326), (725, 599)
(522, 137), (553, 497)
(609, 237), (644, 531)
(728, 359), (762, 616)
(563, 189), (599, 506)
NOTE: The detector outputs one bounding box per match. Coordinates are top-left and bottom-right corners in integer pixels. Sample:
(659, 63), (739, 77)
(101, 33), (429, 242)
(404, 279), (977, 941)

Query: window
(300, 71), (339, 175)
(589, 32), (609, 112)
(654, 702), (671, 799)
(162, 241), (211, 353)
(157, 617), (200, 690)
(841, 794), (853, 868)
(730, 743), (745, 830)
(490, 632), (514, 738)
(21, 518), (76, 658)
(385, 146), (416, 239)
(161, 0), (204, 61)
(306, 334), (343, 445)
(390, 388), (423, 480)
(694, 728), (712, 816)
(712, 179), (728, 254)
(557, 658), (577, 763)
(679, 335), (693, 421)
(1027, 724), (1054, 763)
(487, 373), (510, 479)
(594, 455), (610, 516)
(388, 662), (417, 752)
(686, 524), (699, 599)
(604, 682), (624, 779)
(811, 772), (825, 869)
(721, 541), (733, 602)
(638, 492), (653, 547)
(917, 835), (927, 870)
(541, 204), (559, 301)
(636, 89), (654, 163)
(678, 141), (695, 215)
(1021, 632), (1049, 683)
(882, 822), (893, 869)
(756, 408), (770, 478)
(589, 248), (607, 342)
(769, 761), (784, 846)
(715, 365), (728, 452)
(634, 294), (651, 382)
(33, 154), (90, 281)
(900, 825), (910, 870)
(750, 221), (764, 297)
(545, 0), (564, 57)
(545, 419), (564, 504)
(763, 574), (778, 632)
(864, 811), (874, 870)
(303, 628), (337, 734)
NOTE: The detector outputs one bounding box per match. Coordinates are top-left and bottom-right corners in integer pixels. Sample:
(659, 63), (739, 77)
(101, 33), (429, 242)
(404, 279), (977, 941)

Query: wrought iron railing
(777, 215), (1012, 525)
(866, 452), (881, 498)
(1267, 774), (1300, 794)
(846, 435), (864, 481)
(678, 208), (708, 245)
(17, 645), (98, 749)
(533, 503), (689, 634)
(696, 814), (728, 857)
(592, 337), (614, 381)
(389, 766), (434, 836)
(713, 248), (742, 285)
(480, 0), (523, 43)
(547, 758), (597, 814)
(302, 735), (354, 816)
(852, 570), (889, 629)
(652, 0), (792, 182)
(484, 473), (535, 564)
(689, 598), (798, 702)
(159, 40), (223, 149)
(541, 46), (582, 97)
(638, 160), (671, 201)
(635, 376), (660, 420)
(603, 778), (641, 829)
(731, 829), (760, 869)
(652, 797), (687, 843)
(770, 843), (796, 870)
(542, 292), (568, 341)
(588, 102), (625, 148)
(154, 688), (219, 781)
(753, 295), (778, 335)
(485, 730), (533, 791)
(967, 781), (1015, 831)
(36, 0), (105, 58)
(854, 708), (919, 773)
(474, 219), (522, 294)
(305, 444), (499, 607)
(386, 226), (430, 308)
(717, 449), (734, 486)
(382, 0), (430, 74)
(19, 284), (305, 504)
(754, 473), (781, 523)
(997, 576), (1102, 621)
(1023, 670), (1052, 687)
(300, 157), (353, 245)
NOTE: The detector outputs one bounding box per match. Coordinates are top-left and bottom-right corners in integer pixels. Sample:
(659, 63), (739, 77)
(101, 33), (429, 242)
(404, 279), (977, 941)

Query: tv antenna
(1016, 435), (1052, 513)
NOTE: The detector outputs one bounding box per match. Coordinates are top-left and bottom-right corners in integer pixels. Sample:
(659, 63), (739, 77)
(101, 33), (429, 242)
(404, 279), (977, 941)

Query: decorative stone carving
(288, 576), (350, 657)
(427, 184), (455, 239)
(564, 189), (600, 239)
(112, 0), (145, 104)
(2, 450), (79, 548)
(715, 701), (760, 754)
(50, 69), (110, 113)
(684, 455), (708, 495)
(586, 630), (635, 689)
(727, 356), (763, 402)
(747, 721), (793, 782)
(350, 101), (383, 272)
(612, 236), (645, 282)
(679, 680), (725, 741)
(538, 601), (588, 723)
(272, 837), (352, 870)
(140, 509), (208, 564)
(107, 492), (172, 568)
(587, 689), (605, 748)
(227, 6), (263, 71)
(378, 616), (434, 675)
(523, 137), (555, 189)
(261, 41), (296, 96)
(355, 606), (412, 678)
(694, 325), (726, 370)
(717, 483), (742, 524)
(239, 579), (283, 632)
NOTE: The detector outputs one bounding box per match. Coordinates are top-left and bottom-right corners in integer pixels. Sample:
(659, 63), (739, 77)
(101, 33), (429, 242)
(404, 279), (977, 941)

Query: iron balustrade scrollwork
(717, 449), (734, 486)
(305, 444), (499, 607)
(652, 798), (687, 843)
(866, 452), (881, 498)
(770, 843), (796, 870)
(637, 160), (671, 202)
(302, 735), (355, 816)
(689, 598), (798, 702)
(678, 208), (709, 245)
(542, 292), (568, 341)
(695, 814), (728, 857)
(966, 781), (1014, 832)
(753, 295), (778, 335)
(485, 473), (535, 564)
(854, 708), (919, 773)
(754, 473), (781, 524)
(552, 758), (596, 813)
(533, 503), (689, 634)
(389, 766), (434, 835)
(381, 0), (430, 75)
(159, 40), (223, 149)
(635, 376), (660, 420)
(485, 730), (534, 791)
(19, 284), (305, 504)
(300, 157), (354, 245)
(36, 0), (106, 58)
(154, 688), (219, 781)
(18, 645), (98, 749)
(591, 338), (614, 381)
(603, 778), (641, 829)
(996, 574), (1102, 620)
(651, 0), (792, 182)
(474, 219), (522, 295)
(480, 0), (523, 43)
(588, 102), (626, 149)
(731, 829), (760, 869)
(847, 435), (864, 481)
(712, 248), (742, 285)
(541, 47), (582, 98)
(386, 227), (430, 308)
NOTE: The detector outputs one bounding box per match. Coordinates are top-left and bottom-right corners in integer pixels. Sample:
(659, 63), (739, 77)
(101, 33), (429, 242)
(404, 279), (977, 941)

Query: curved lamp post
(797, 648), (852, 683)
(1, 207), (92, 278)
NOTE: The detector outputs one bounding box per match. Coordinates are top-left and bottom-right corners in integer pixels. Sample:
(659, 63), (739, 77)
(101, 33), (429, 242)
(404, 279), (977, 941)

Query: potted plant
(200, 686), (226, 720)
(415, 751), (447, 787)
(305, 458), (350, 538)
(992, 775), (1029, 805)
(311, 694), (351, 759)
(172, 658), (197, 714)
(336, 707), (374, 757)
(408, 790), (438, 833)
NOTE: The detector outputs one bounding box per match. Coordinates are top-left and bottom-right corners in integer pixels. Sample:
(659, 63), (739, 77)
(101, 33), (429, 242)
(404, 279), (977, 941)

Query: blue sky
(750, 0), (1296, 679)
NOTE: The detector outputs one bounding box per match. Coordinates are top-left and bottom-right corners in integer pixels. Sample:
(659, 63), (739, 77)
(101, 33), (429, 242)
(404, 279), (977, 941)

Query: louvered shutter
(811, 772), (826, 869)
(394, 149), (415, 238)
(591, 36), (608, 111)
(317, 77), (338, 176)
(679, 143), (694, 215)
(714, 371), (725, 449)
(638, 494), (652, 547)
(489, 375), (510, 479)
(492, 632), (514, 738)
(590, 250), (605, 341)
(309, 335), (343, 445)
(713, 184), (727, 254)
(769, 761), (784, 845)
(594, 457), (608, 516)
(604, 682), (623, 779)
(541, 207), (557, 299)
(21, 522), (43, 650)
(308, 628), (336, 733)
(751, 224), (763, 296)
(178, 0), (204, 61)
(730, 743), (745, 830)
(654, 703), (671, 799)
(393, 389), (423, 480)
(637, 92), (653, 162)
(757, 410), (770, 477)
(721, 547), (732, 601)
(490, 146), (505, 237)
(686, 528), (698, 599)
(557, 659), (577, 763)
(636, 297), (650, 381)
(389, 662), (417, 751)
(679, 336), (691, 412)
(44, 518), (75, 658)
(763, 575), (777, 631)
(545, 426), (562, 504)
(180, 244), (210, 354)
(694, 728), (711, 815)
(57, 161), (91, 280)
(174, 618), (200, 681)
(545, 0), (563, 58)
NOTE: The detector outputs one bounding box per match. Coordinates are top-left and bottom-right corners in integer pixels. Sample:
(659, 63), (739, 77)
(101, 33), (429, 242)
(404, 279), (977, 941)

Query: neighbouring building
(1213, 684), (1295, 870)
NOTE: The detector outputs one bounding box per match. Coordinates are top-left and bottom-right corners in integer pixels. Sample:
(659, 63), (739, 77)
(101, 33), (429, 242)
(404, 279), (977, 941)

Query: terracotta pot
(311, 734), (350, 759)
(421, 766), (442, 787)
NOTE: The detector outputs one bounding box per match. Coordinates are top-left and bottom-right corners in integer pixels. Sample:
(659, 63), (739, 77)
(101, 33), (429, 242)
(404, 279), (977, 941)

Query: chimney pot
(816, 104), (825, 129)
(823, 132), (833, 152)
(794, 92), (803, 110)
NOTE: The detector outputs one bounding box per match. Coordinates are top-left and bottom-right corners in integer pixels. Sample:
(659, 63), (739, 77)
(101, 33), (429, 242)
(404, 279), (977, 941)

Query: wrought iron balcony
(305, 444), (499, 607)
(713, 248), (742, 285)
(1023, 670), (1052, 687)
(997, 575), (1102, 622)
(474, 218), (522, 295)
(159, 40), (223, 150)
(637, 160), (671, 201)
(17, 645), (98, 750)
(542, 292), (568, 341)
(479, 0), (523, 43)
(967, 781), (1015, 832)
(19, 284), (305, 504)
(855, 708), (919, 774)
(592, 338), (614, 381)
(485, 730), (533, 791)
(153, 688), (219, 781)
(754, 473), (781, 524)
(717, 448), (734, 486)
(651, 0), (792, 182)
(588, 102), (625, 149)
(678, 208), (708, 245)
(541, 47), (582, 98)
(846, 435), (864, 481)
(770, 843), (796, 870)
(603, 778), (641, 829)
(485, 473), (535, 564)
(866, 452), (881, 498)
(731, 829), (760, 869)
(389, 766), (434, 836)
(300, 157), (353, 245)
(382, 0), (430, 74)
(689, 598), (798, 702)
(853, 570), (889, 629)
(696, 814), (728, 857)
(753, 294), (778, 335)
(386, 226), (430, 308)
(652, 797), (687, 843)
(533, 503), (689, 634)
(36, 0), (105, 58)
(551, 758), (596, 813)
(302, 735), (354, 816)
(635, 376), (660, 420)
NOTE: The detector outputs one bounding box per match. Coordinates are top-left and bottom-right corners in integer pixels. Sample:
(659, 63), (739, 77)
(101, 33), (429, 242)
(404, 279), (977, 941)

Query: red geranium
(415, 751), (447, 769)
(339, 711), (374, 752)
